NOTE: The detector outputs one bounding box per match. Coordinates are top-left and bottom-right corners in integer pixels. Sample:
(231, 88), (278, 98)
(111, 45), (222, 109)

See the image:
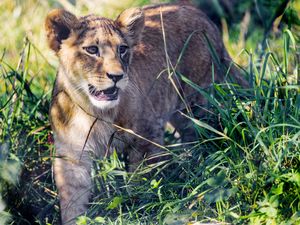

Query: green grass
(0, 0), (299, 224)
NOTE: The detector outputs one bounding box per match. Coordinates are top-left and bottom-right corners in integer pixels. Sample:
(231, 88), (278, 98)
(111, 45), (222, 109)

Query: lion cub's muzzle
(88, 73), (125, 101)
(88, 84), (119, 101)
(107, 73), (124, 83)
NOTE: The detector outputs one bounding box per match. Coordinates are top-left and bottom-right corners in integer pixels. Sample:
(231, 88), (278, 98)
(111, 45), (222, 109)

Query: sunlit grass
(0, 0), (158, 94)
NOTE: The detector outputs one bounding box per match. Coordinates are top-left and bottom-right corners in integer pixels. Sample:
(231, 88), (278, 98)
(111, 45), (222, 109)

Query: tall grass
(0, 0), (299, 224)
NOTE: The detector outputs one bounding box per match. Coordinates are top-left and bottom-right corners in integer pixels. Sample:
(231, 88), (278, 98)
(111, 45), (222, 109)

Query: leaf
(284, 29), (296, 50)
(206, 170), (226, 187)
(151, 178), (162, 189)
(106, 196), (123, 210)
(204, 187), (238, 203)
(76, 216), (90, 225)
(0, 211), (11, 225)
(288, 173), (300, 187)
(0, 160), (21, 185)
(260, 205), (277, 218)
(163, 212), (191, 225)
(94, 217), (106, 224)
(271, 183), (283, 195)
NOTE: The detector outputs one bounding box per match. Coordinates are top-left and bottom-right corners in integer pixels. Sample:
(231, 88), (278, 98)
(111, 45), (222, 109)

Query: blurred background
(0, 0), (299, 94)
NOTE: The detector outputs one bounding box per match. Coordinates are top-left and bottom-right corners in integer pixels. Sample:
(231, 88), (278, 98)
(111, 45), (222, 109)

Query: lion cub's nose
(107, 73), (124, 83)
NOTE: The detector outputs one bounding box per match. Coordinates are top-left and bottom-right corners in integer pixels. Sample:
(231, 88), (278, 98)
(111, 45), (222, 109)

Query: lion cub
(46, 2), (242, 224)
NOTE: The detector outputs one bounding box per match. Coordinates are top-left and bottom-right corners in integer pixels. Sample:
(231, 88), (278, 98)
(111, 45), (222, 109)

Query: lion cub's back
(129, 3), (225, 114)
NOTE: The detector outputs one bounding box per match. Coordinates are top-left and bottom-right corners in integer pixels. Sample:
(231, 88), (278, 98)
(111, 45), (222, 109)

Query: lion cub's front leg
(54, 147), (92, 224)
(50, 92), (96, 224)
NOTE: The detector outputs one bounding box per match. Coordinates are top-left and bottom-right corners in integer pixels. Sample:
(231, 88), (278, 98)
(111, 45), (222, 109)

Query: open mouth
(88, 84), (119, 101)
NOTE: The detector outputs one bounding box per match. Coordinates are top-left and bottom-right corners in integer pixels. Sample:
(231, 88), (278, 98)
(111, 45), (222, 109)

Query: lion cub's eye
(83, 46), (99, 56)
(119, 45), (128, 58)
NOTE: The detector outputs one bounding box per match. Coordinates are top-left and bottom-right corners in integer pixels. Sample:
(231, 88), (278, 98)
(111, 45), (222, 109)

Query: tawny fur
(46, 3), (244, 224)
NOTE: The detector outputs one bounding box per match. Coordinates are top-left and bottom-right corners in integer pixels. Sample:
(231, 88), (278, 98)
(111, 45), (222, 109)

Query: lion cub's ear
(116, 8), (145, 47)
(45, 9), (79, 53)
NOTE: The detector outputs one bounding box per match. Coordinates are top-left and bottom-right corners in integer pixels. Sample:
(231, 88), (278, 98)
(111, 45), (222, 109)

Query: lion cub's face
(45, 8), (144, 109)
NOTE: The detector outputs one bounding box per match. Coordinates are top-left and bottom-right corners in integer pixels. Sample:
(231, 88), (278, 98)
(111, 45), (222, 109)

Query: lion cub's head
(45, 8), (144, 109)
